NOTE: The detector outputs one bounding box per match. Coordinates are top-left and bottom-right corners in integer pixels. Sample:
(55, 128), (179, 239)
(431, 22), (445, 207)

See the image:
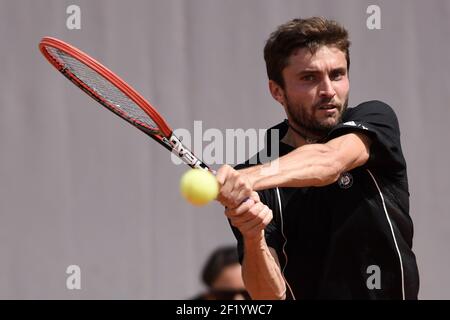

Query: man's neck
(281, 120), (324, 148)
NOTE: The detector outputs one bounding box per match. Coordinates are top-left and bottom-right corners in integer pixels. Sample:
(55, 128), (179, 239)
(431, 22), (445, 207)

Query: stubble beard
(284, 93), (349, 139)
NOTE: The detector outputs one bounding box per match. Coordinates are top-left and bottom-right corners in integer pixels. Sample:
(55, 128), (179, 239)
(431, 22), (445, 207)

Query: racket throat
(169, 135), (209, 171)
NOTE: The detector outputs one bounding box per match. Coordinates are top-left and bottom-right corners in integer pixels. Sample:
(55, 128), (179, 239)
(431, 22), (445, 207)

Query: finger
(234, 199), (257, 215)
(215, 164), (232, 186)
(228, 184), (252, 208)
(230, 212), (259, 228)
(233, 202), (266, 229)
(239, 210), (267, 234)
(224, 199), (255, 218)
(228, 189), (245, 209)
(236, 176), (252, 197)
(250, 191), (260, 203)
(261, 208), (273, 226)
(217, 178), (234, 202)
(248, 201), (265, 214)
(217, 166), (241, 207)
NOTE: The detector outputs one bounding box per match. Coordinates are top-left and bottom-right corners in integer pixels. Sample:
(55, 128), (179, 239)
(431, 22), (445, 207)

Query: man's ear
(269, 80), (286, 106)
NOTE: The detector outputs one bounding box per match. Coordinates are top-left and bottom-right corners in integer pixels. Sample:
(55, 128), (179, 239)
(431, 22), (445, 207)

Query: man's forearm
(242, 133), (371, 191)
(243, 144), (342, 191)
(242, 232), (286, 300)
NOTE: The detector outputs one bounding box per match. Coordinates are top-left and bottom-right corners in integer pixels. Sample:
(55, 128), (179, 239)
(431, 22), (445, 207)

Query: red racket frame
(39, 37), (212, 172)
(39, 37), (172, 138)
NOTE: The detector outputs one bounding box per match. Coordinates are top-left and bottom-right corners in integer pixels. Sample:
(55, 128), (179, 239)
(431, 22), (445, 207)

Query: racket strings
(45, 47), (159, 130)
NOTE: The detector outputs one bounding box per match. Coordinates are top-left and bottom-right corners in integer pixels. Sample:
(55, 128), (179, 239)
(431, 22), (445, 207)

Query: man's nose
(318, 77), (336, 99)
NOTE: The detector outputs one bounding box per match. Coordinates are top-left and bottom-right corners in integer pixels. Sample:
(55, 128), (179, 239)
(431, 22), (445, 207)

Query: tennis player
(216, 17), (419, 300)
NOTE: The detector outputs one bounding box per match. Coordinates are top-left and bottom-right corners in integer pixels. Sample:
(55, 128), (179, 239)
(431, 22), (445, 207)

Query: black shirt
(231, 100), (420, 300)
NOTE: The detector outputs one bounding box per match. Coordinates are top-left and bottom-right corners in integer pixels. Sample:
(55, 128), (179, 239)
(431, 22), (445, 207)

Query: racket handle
(168, 135), (214, 173)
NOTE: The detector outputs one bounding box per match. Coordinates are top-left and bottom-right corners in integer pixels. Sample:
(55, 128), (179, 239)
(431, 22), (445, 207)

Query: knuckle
(221, 164), (231, 172)
(250, 208), (260, 219)
(242, 200), (254, 212)
(259, 208), (268, 221)
(255, 214), (264, 224)
(248, 205), (257, 215)
(255, 202), (264, 211)
(265, 211), (273, 225)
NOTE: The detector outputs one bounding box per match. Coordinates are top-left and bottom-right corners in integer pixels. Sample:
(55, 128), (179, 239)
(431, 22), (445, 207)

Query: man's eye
(332, 75), (342, 81)
(302, 75), (315, 81)
(331, 72), (345, 81)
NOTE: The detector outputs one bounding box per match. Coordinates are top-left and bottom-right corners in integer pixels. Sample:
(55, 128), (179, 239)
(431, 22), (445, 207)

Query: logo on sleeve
(338, 172), (353, 189)
(342, 121), (369, 130)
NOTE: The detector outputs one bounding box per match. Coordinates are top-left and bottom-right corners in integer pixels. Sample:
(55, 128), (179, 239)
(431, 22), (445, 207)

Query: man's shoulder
(344, 100), (398, 120)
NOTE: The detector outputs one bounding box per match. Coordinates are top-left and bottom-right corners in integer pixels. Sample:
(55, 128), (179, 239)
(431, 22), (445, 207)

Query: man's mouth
(318, 104), (339, 110)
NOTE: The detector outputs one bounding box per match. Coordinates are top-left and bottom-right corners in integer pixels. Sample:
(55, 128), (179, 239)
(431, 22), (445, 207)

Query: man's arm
(242, 234), (286, 300)
(224, 192), (286, 300)
(244, 132), (371, 191)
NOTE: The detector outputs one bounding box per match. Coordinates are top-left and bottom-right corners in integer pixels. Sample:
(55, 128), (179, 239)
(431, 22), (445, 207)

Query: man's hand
(224, 191), (273, 241)
(216, 164), (253, 209)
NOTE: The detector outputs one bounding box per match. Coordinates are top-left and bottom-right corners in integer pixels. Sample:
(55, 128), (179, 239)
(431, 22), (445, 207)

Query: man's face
(273, 45), (350, 137)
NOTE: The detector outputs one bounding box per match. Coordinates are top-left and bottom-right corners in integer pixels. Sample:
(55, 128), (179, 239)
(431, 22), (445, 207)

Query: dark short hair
(264, 17), (351, 87)
(202, 246), (239, 287)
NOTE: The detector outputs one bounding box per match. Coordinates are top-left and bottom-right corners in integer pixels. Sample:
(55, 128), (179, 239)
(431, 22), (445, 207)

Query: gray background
(0, 0), (449, 299)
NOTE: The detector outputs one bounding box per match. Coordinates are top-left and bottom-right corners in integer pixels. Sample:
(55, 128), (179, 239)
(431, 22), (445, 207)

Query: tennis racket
(39, 37), (212, 172)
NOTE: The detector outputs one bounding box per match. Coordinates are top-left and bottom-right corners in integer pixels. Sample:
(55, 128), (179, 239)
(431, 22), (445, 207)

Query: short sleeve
(326, 100), (406, 174)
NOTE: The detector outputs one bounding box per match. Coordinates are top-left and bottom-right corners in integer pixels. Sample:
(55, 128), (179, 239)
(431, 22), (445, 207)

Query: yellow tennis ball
(180, 169), (219, 206)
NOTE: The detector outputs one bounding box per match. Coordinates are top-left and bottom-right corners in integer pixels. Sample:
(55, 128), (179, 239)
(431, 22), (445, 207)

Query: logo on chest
(338, 172), (353, 189)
